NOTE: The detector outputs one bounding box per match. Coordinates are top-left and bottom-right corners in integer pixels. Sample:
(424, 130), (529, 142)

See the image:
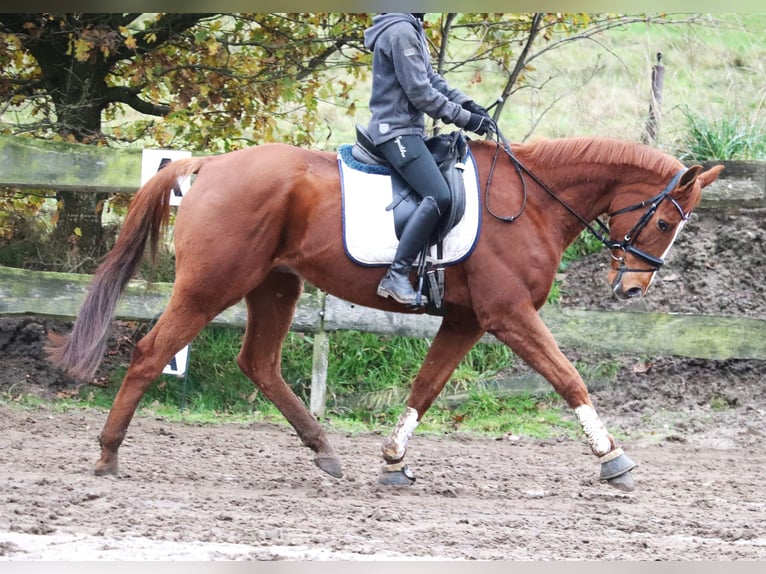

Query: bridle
(482, 126), (689, 276)
(606, 168), (688, 274)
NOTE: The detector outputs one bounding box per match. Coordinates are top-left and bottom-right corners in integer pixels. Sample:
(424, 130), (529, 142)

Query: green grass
(500, 14), (766, 154)
(561, 230), (606, 269)
(5, 387), (577, 441)
(677, 106), (766, 161)
(420, 391), (578, 438)
(49, 324), (579, 440)
(317, 14), (766, 157)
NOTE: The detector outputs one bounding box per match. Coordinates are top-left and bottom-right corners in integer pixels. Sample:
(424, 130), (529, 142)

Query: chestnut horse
(49, 135), (723, 491)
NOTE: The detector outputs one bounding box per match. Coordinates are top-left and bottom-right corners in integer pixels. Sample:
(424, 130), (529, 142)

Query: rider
(365, 12), (495, 307)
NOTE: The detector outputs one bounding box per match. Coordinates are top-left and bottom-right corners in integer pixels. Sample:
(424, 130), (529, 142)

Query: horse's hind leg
(95, 297), (211, 476)
(237, 269), (342, 478)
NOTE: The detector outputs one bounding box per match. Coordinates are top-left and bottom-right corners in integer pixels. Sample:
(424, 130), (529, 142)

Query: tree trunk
(0, 13), (208, 269)
(34, 39), (112, 264)
(50, 189), (109, 268)
(48, 93), (110, 265)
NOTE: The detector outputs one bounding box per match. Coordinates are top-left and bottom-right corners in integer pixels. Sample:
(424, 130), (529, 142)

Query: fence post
(643, 52), (665, 145)
(309, 291), (330, 417)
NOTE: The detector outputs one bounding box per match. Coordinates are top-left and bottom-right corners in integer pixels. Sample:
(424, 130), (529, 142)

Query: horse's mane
(518, 136), (682, 174)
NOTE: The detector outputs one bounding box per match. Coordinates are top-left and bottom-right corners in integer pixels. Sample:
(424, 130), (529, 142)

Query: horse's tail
(48, 156), (209, 380)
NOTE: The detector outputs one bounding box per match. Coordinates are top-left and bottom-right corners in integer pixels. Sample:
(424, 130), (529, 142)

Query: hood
(364, 13), (419, 51)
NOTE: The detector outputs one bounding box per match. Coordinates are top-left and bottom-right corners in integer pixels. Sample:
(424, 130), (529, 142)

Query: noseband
(483, 129), (689, 276)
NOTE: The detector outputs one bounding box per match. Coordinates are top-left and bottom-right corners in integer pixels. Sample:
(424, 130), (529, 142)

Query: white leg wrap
(382, 407), (419, 461)
(575, 405), (612, 456)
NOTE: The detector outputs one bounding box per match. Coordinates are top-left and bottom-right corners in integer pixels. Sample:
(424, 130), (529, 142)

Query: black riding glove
(462, 100), (490, 117)
(464, 112), (496, 137)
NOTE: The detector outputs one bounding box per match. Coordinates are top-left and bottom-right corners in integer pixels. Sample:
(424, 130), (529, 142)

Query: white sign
(162, 344), (190, 377)
(141, 149), (192, 206)
(142, 148), (193, 375)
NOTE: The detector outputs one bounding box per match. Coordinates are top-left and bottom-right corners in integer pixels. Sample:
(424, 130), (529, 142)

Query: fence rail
(1, 135), (764, 208)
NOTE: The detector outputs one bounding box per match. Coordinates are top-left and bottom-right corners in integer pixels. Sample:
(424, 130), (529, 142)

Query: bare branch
(525, 14), (705, 68)
(494, 13), (543, 120)
(435, 13), (457, 77)
(518, 59), (604, 141)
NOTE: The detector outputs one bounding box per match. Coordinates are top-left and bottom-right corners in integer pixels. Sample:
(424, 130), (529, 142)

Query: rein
(481, 127), (688, 274)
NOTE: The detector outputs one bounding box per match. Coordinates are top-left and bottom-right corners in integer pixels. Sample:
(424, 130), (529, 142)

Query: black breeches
(378, 134), (451, 215)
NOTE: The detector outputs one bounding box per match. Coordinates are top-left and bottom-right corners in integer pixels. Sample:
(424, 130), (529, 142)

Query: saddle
(351, 126), (469, 314)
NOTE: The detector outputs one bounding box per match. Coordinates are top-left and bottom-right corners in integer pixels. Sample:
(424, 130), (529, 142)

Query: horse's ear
(672, 165), (703, 204)
(678, 165), (703, 188)
(678, 164), (724, 191)
(673, 164), (724, 206)
(697, 164), (725, 189)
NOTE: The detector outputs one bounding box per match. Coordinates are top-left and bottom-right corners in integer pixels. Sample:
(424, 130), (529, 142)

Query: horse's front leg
(378, 314), (484, 485)
(492, 306), (637, 491)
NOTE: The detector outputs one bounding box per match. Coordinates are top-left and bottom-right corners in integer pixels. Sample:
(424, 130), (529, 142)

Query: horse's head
(606, 163), (724, 299)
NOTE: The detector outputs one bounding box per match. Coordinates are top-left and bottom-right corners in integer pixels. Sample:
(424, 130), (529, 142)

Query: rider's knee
(427, 192), (450, 215)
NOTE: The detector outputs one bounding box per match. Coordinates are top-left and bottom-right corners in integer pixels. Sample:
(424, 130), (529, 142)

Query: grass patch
(314, 14), (766, 155)
(425, 391), (577, 437)
(546, 228), (606, 303)
(561, 230), (606, 269)
(677, 106), (766, 161)
(512, 14), (766, 153)
(57, 324), (580, 439)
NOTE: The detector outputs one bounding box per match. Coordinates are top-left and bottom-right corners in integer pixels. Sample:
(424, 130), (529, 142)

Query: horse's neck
(510, 136), (681, 249)
(523, 161), (618, 238)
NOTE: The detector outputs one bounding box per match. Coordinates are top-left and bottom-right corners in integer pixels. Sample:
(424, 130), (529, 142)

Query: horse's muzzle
(608, 268), (650, 300)
(614, 282), (645, 300)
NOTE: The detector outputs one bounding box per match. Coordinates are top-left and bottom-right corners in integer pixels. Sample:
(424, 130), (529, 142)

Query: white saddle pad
(337, 144), (481, 267)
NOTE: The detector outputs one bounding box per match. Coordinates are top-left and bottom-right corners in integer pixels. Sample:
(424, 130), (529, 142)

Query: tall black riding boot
(377, 196), (442, 307)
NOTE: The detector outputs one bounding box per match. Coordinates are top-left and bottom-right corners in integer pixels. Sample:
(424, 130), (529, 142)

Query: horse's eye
(657, 219), (670, 232)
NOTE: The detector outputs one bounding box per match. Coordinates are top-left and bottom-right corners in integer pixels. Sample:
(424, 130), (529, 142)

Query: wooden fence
(2, 265), (765, 414)
(2, 135), (766, 208)
(2, 136), (765, 413)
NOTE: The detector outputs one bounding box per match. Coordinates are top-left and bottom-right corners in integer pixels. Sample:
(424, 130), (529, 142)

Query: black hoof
(600, 449), (637, 491)
(378, 463), (415, 486)
(607, 470), (635, 492)
(314, 454), (343, 478)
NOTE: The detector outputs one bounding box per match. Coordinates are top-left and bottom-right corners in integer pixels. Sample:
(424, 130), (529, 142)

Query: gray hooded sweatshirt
(364, 13), (473, 145)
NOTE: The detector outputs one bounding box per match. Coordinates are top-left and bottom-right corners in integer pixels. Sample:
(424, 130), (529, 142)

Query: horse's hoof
(314, 454), (343, 478)
(607, 470), (635, 492)
(378, 462), (416, 486)
(94, 459), (119, 476)
(599, 449), (637, 491)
